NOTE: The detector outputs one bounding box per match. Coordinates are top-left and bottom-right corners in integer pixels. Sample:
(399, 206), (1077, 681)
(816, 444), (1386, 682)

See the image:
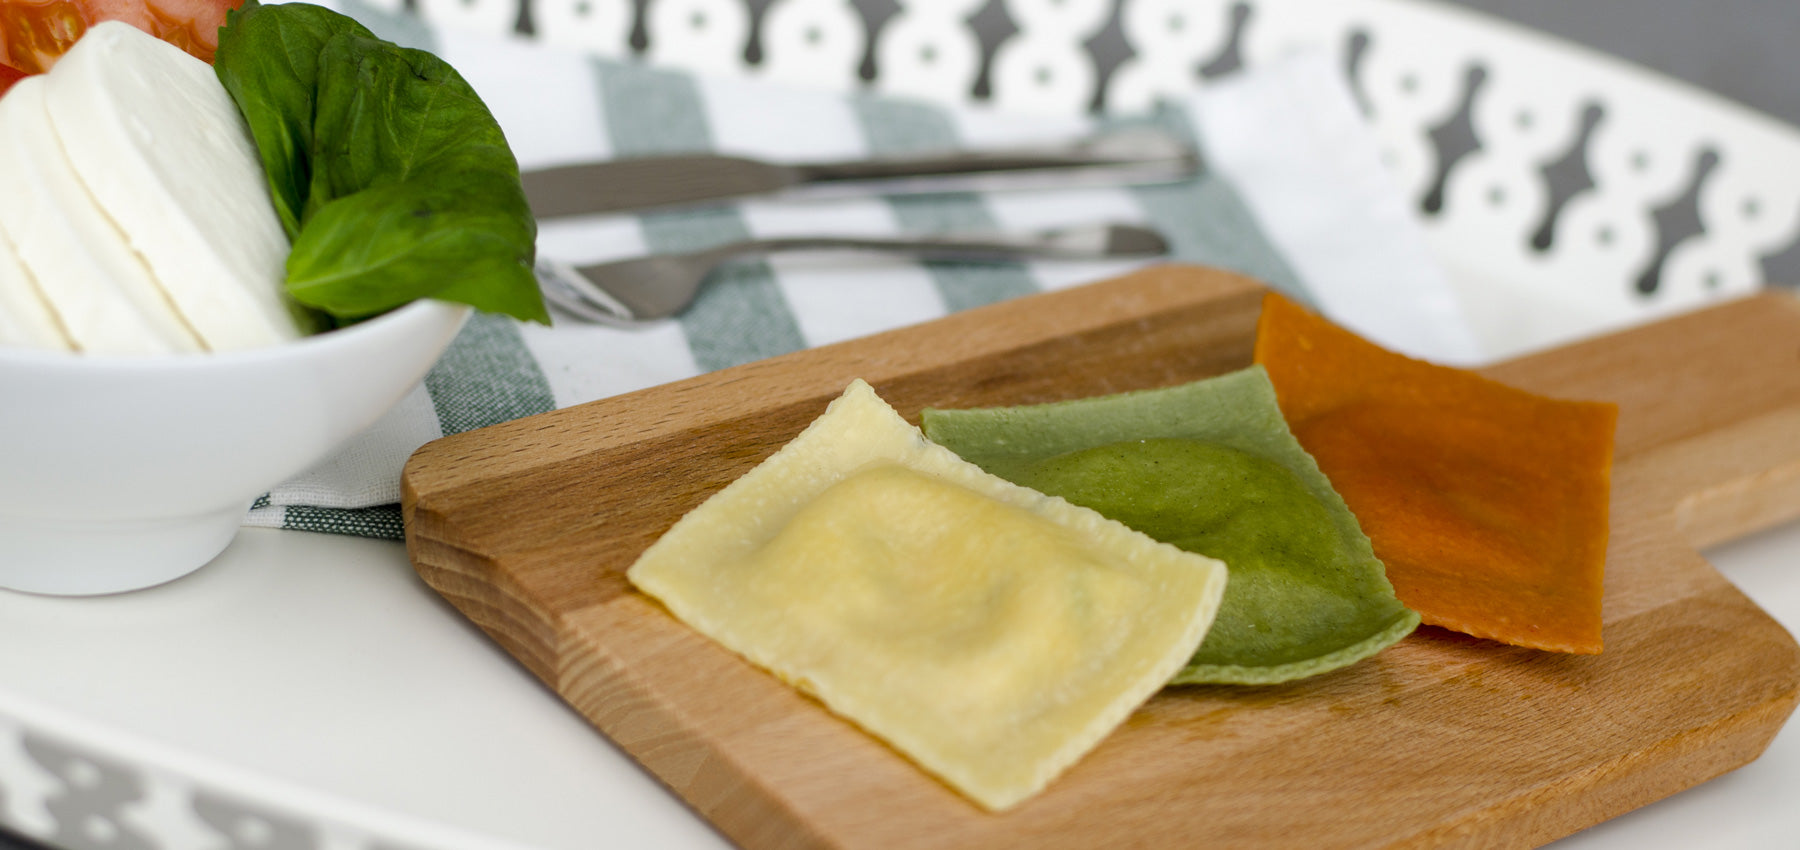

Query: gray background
(1450, 0), (1800, 128)
(1, 1), (1794, 849)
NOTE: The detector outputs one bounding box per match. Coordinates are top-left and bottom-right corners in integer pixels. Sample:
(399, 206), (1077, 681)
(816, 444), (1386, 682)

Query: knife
(520, 127), (1199, 218)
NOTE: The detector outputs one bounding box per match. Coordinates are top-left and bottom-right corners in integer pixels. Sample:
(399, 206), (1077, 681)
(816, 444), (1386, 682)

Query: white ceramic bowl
(0, 299), (470, 595)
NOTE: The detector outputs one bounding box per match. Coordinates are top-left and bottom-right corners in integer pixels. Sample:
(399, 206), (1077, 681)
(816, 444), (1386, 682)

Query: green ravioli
(921, 367), (1419, 685)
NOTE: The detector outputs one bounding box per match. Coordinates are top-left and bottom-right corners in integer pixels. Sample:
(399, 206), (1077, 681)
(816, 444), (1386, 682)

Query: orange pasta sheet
(1252, 293), (1617, 653)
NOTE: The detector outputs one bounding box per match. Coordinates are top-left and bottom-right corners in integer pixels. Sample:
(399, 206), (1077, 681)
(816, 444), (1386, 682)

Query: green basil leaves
(214, 1), (548, 325)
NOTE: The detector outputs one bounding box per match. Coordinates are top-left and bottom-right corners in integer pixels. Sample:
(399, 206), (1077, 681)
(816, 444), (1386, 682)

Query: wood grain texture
(401, 265), (1800, 849)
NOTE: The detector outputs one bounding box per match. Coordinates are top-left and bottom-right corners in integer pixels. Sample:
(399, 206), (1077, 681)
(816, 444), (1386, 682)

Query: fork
(534, 223), (1170, 326)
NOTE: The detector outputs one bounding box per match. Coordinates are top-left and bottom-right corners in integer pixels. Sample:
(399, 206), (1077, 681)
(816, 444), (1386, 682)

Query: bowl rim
(0, 298), (473, 373)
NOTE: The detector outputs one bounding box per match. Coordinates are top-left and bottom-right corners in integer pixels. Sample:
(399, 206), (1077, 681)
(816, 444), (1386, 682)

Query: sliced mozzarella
(43, 21), (299, 352)
(0, 211), (73, 351)
(0, 76), (200, 355)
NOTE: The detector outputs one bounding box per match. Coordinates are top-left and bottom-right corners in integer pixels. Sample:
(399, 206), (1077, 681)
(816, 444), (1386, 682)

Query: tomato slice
(0, 61), (25, 96)
(0, 0), (242, 72)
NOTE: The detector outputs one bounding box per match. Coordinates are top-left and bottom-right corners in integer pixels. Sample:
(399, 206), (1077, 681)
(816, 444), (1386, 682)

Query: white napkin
(244, 11), (1479, 537)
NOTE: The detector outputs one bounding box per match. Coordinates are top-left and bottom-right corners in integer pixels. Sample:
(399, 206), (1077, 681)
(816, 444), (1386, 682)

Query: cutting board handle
(1482, 292), (1800, 555)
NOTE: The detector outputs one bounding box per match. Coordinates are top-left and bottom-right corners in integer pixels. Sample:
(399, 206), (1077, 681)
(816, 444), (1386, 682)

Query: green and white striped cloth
(243, 0), (1480, 538)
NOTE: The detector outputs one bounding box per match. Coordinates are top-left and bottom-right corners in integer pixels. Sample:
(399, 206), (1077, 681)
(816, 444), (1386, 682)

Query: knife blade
(520, 127), (1199, 218)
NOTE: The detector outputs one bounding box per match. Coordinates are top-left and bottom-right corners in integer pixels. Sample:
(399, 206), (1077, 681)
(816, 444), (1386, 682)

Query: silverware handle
(717, 224), (1168, 262)
(792, 128), (1195, 183)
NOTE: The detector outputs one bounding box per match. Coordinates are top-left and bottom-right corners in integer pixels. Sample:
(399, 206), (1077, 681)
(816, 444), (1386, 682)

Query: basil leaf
(214, 2), (548, 325)
(287, 172), (538, 319)
(212, 0), (374, 240)
(307, 33), (507, 194)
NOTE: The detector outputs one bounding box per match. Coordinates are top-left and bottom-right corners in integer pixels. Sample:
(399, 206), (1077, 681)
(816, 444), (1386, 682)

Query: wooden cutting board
(401, 265), (1800, 849)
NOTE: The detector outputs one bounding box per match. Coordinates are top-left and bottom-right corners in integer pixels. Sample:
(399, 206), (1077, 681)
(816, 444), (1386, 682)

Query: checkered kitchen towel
(243, 0), (1480, 538)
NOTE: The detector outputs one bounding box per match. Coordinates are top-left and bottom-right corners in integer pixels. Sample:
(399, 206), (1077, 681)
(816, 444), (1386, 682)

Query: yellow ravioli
(627, 380), (1229, 811)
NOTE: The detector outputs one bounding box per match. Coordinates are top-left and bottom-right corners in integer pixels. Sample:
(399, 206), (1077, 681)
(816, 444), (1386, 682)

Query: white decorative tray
(414, 0), (1800, 353)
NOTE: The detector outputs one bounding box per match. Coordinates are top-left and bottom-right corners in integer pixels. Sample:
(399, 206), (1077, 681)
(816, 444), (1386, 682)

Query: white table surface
(2, 515), (1795, 849)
